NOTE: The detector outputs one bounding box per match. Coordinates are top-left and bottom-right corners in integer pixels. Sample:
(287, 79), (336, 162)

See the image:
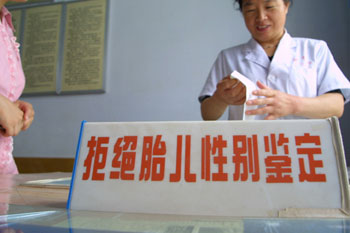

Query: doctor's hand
(212, 76), (246, 105)
(201, 76), (246, 121)
(15, 100), (35, 131)
(245, 81), (298, 120)
(0, 95), (24, 136)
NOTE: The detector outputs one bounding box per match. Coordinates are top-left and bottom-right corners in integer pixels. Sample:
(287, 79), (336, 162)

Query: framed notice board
(7, 0), (108, 95)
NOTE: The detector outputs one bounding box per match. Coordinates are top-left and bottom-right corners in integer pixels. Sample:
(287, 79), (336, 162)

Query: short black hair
(234, 0), (293, 11)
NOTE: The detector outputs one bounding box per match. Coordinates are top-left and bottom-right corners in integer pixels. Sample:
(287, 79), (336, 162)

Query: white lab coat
(199, 31), (350, 120)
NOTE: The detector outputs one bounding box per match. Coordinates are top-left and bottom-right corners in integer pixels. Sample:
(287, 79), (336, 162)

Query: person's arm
(201, 76), (246, 120)
(246, 81), (344, 119)
(294, 93), (344, 118)
(0, 94), (24, 136)
(201, 95), (229, 120)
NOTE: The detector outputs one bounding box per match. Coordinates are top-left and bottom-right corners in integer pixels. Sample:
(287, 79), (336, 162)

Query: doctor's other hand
(0, 95), (24, 137)
(15, 100), (35, 131)
(245, 81), (298, 120)
(212, 76), (246, 105)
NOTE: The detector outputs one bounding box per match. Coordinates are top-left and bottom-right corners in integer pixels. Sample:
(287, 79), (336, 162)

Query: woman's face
(241, 0), (290, 46)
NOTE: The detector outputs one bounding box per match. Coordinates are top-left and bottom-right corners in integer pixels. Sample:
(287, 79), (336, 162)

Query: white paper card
(230, 71), (258, 120)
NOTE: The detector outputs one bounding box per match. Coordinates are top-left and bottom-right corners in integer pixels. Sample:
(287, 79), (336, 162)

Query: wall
(14, 0), (350, 161)
(343, 0), (350, 164)
(286, 0), (350, 163)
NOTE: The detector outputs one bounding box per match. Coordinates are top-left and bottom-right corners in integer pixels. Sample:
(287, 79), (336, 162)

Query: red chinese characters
(201, 135), (228, 182)
(232, 135), (260, 182)
(170, 135), (196, 182)
(81, 132), (327, 184)
(139, 135), (167, 181)
(82, 136), (110, 181)
(295, 133), (326, 182)
(264, 134), (293, 183)
(110, 136), (137, 180)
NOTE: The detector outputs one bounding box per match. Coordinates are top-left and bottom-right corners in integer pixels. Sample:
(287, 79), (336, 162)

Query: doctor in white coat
(199, 0), (350, 120)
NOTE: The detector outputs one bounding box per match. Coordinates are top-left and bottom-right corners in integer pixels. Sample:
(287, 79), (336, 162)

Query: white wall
(14, 0), (350, 162)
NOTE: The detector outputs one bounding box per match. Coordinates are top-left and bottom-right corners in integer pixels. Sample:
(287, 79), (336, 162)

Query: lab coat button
(268, 75), (275, 81)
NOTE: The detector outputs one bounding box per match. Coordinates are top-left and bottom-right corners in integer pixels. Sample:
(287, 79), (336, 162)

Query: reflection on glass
(1, 209), (350, 233)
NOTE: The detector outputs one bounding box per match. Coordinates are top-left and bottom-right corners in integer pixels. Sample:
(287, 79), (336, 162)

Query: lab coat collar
(245, 37), (270, 69)
(244, 30), (296, 69)
(271, 31), (296, 70)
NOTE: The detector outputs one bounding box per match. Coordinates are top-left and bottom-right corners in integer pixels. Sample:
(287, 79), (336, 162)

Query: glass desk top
(1, 173), (349, 233)
(2, 205), (350, 233)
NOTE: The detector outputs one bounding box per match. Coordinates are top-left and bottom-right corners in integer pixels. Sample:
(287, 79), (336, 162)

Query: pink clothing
(0, 7), (25, 174)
